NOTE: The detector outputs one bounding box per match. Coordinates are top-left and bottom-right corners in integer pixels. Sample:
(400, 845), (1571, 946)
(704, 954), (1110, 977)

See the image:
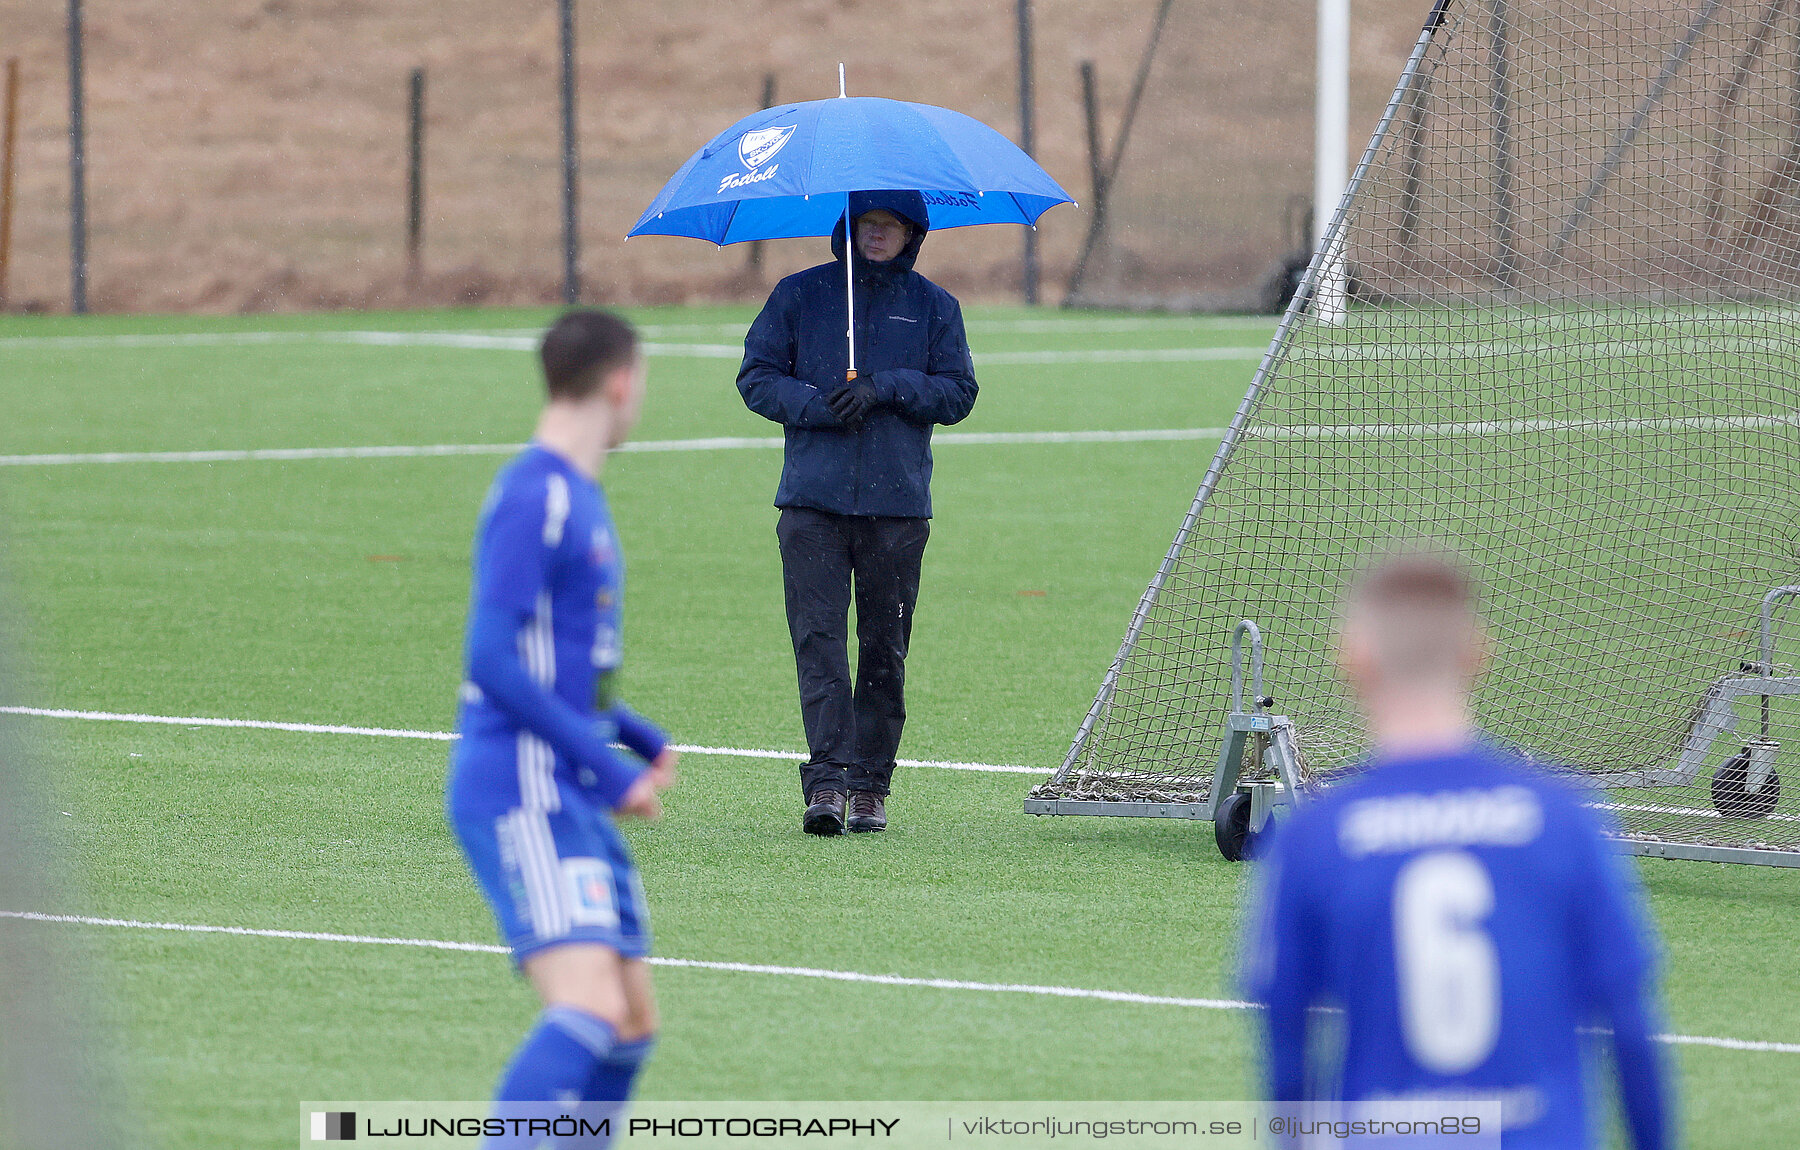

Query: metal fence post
(1078, 61), (1106, 246)
(1016, 0), (1039, 305)
(746, 72), (776, 275)
(67, 0), (88, 315)
(1, 59), (19, 311)
(558, 0), (580, 304)
(407, 67), (425, 285)
(1062, 0), (1176, 306)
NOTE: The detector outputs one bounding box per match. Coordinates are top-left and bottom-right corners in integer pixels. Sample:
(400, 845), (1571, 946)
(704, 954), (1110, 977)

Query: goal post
(1029, 0), (1800, 866)
(1315, 0), (1353, 322)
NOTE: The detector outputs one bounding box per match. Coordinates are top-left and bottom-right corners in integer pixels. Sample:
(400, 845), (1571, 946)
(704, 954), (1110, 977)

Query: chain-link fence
(0, 0), (1430, 314)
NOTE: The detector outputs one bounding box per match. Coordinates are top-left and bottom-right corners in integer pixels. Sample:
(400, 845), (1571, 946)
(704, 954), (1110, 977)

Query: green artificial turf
(1, 305), (1796, 1148)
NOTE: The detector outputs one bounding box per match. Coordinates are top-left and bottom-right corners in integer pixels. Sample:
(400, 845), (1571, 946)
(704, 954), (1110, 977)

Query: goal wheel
(1214, 791), (1255, 861)
(1711, 747), (1782, 819)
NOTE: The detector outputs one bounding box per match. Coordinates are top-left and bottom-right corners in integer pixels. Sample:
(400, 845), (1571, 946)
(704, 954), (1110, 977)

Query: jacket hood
(830, 189), (931, 276)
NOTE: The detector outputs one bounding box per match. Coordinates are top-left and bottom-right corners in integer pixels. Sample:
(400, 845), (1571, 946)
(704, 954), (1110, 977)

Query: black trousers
(776, 507), (930, 799)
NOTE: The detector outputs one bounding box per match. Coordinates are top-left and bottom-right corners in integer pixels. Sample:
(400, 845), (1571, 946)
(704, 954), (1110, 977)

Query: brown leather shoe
(803, 789), (845, 836)
(847, 791), (887, 832)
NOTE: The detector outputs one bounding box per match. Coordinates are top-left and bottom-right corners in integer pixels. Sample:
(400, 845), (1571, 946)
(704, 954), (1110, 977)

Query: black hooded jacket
(736, 189), (978, 518)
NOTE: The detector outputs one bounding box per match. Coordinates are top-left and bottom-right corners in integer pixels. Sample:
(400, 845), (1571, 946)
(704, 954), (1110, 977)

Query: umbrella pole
(844, 201), (857, 382)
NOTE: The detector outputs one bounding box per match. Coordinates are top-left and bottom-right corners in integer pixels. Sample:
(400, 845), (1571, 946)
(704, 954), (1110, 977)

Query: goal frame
(1025, 0), (1800, 868)
(1027, 0), (1454, 806)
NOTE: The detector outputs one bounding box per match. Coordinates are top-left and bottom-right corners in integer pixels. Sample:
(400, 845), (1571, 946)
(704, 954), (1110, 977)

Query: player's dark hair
(539, 309), (639, 400)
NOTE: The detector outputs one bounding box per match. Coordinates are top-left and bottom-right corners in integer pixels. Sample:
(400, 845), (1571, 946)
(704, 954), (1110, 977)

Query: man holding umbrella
(737, 189), (978, 836)
(627, 88), (1070, 834)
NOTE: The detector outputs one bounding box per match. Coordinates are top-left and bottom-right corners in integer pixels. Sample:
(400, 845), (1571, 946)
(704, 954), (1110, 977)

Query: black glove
(827, 378), (880, 429)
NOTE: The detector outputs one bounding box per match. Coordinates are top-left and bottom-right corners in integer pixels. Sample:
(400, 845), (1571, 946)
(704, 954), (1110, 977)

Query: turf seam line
(4, 911), (1793, 1053)
(0, 706), (1046, 774)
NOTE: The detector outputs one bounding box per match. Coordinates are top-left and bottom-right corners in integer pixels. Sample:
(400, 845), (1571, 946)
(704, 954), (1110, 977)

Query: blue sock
(494, 1006), (618, 1103)
(584, 1035), (655, 1102)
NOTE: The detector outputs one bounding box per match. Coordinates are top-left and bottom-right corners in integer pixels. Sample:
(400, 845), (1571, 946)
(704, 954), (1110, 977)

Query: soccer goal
(1028, 0), (1800, 867)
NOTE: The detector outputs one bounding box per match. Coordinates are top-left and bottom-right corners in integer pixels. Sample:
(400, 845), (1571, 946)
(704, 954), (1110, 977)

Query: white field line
(1462, 305), (1800, 333)
(0, 328), (1267, 365)
(1246, 412), (1800, 441)
(9, 317), (1799, 359)
(0, 332), (727, 357)
(634, 318), (1299, 337)
(961, 316), (1280, 335)
(3, 910), (1793, 1054)
(0, 910), (1250, 1011)
(12, 707), (1790, 799)
(0, 706), (460, 741)
(0, 443), (527, 466)
(978, 347), (1263, 365)
(11, 323), (1798, 361)
(9, 408), (1793, 468)
(33, 310), (1787, 343)
(1646, 1032), (1800, 1054)
(508, 313), (1800, 339)
(0, 331), (533, 352)
(0, 910), (508, 953)
(1595, 800), (1800, 825)
(1290, 334), (1800, 363)
(0, 706), (1046, 776)
(935, 428), (1225, 445)
(661, 741), (1042, 775)
(0, 428), (1232, 467)
(660, 344), (1269, 365)
(0, 316), (1277, 349)
(643, 343), (742, 359)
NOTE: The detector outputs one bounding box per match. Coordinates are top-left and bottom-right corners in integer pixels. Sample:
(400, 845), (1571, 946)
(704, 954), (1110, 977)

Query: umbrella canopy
(627, 96), (1074, 245)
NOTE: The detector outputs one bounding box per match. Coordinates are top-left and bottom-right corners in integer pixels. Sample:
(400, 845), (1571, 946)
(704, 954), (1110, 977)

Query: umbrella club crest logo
(738, 125), (795, 170)
(719, 125), (794, 194)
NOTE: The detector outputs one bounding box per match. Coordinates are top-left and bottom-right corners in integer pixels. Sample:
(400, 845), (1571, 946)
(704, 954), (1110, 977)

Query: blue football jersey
(1242, 741), (1664, 1147)
(452, 445), (628, 806)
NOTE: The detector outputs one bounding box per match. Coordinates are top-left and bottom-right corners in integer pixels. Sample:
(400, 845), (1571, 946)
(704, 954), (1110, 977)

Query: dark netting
(1038, 0), (1800, 858)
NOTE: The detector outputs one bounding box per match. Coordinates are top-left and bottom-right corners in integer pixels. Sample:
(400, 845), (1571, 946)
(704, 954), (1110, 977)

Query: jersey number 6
(1393, 849), (1501, 1074)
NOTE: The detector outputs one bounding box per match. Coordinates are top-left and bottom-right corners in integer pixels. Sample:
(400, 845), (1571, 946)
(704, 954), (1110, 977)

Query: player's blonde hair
(1342, 547), (1485, 688)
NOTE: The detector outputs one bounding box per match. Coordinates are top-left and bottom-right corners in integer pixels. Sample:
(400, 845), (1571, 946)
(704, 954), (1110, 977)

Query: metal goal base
(1612, 839), (1800, 868)
(1022, 798), (1211, 819)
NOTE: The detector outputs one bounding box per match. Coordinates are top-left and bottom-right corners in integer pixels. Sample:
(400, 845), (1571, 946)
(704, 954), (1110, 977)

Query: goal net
(1035, 0), (1800, 864)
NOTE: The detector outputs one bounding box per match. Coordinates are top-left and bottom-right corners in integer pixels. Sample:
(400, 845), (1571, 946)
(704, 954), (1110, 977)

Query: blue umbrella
(627, 87), (1074, 379)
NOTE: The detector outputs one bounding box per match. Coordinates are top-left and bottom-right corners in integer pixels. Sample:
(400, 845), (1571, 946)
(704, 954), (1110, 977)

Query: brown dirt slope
(0, 0), (1426, 313)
